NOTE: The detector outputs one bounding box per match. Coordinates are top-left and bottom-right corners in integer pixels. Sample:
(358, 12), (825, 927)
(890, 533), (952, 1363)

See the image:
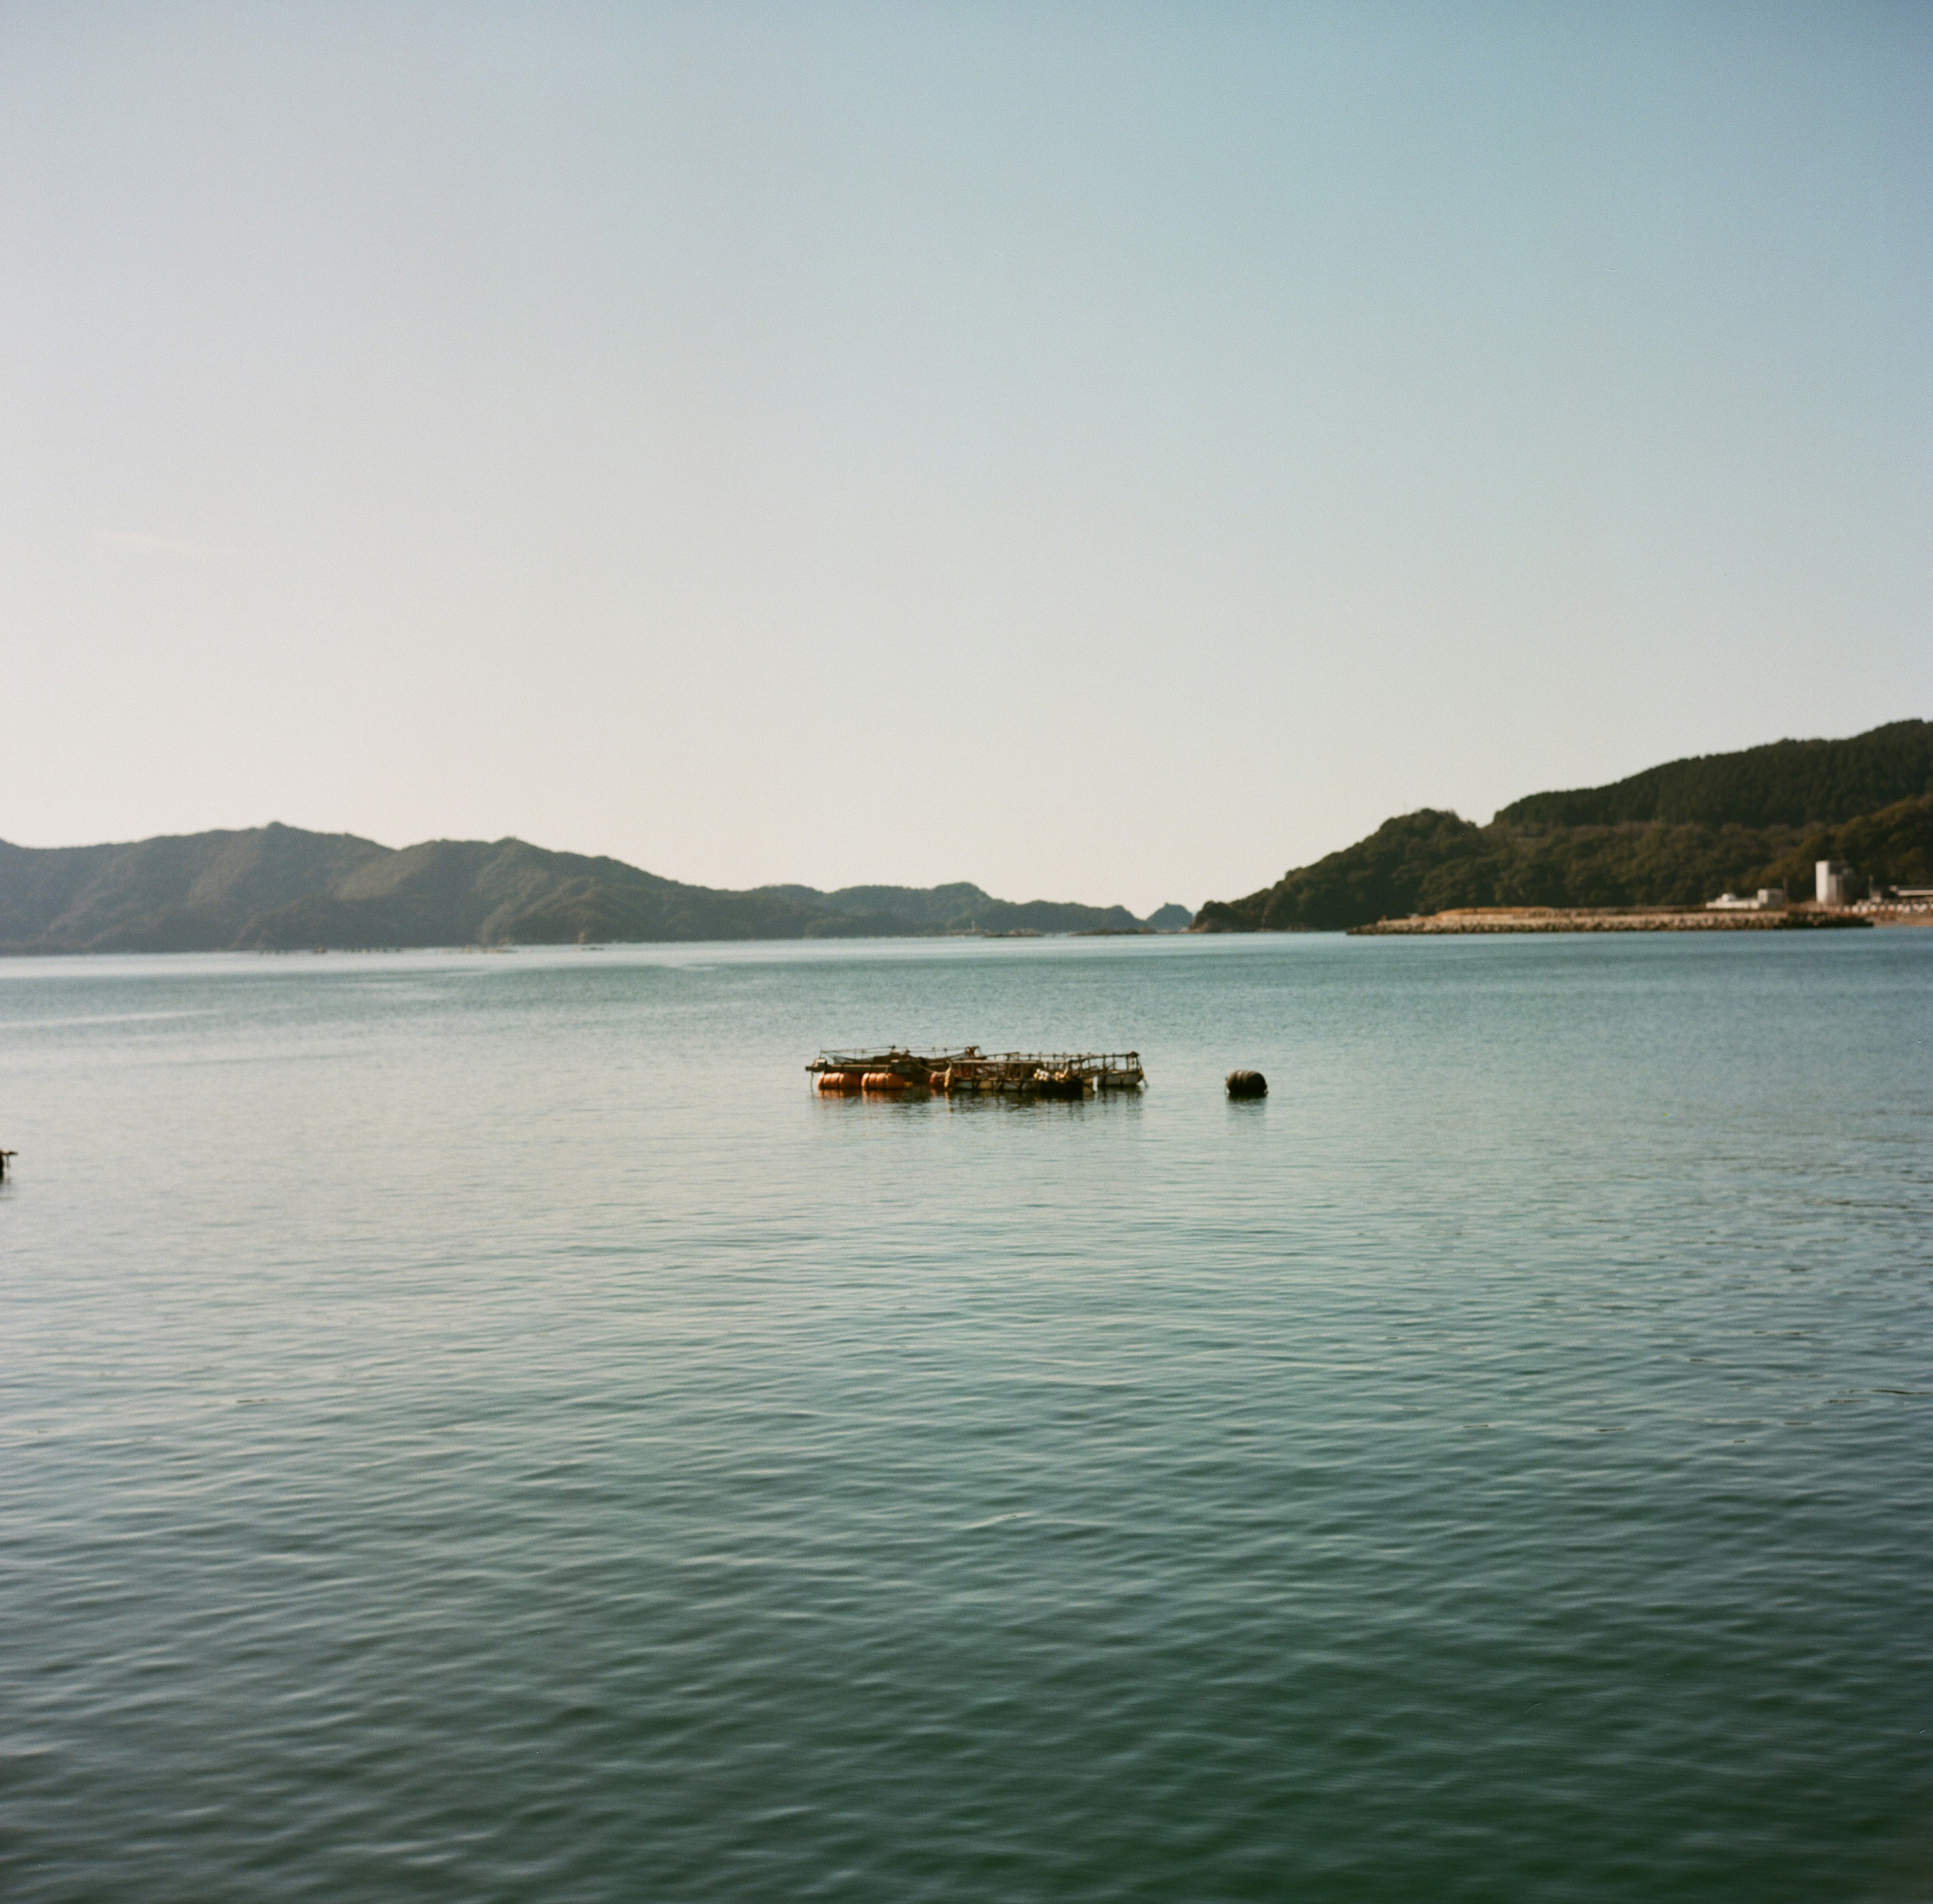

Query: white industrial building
(1816, 860), (1854, 906)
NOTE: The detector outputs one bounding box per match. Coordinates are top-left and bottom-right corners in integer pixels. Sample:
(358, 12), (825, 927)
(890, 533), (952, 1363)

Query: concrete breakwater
(1351, 907), (1873, 936)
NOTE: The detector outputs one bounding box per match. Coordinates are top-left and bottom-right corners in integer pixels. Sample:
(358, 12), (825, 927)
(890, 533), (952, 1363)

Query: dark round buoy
(1225, 1069), (1268, 1099)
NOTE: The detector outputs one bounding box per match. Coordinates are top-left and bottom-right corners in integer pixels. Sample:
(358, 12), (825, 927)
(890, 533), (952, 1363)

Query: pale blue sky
(3, 2), (1928, 912)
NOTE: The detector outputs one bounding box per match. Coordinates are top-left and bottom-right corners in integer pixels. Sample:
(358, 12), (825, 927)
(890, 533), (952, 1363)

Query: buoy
(1226, 1069), (1268, 1098)
(815, 1071), (863, 1093)
(862, 1071), (915, 1091)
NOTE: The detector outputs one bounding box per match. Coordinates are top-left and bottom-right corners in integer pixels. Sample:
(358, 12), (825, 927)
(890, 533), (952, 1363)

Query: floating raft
(808, 1046), (1145, 1098)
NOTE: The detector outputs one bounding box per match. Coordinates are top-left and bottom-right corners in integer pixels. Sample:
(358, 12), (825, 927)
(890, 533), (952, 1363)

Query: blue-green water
(3, 932), (1930, 1901)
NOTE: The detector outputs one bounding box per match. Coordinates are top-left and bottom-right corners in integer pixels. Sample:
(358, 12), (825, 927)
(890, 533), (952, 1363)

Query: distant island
(1194, 720), (1933, 933)
(0, 826), (1194, 955)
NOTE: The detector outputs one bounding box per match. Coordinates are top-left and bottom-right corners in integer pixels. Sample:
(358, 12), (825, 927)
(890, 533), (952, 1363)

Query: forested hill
(1195, 721), (1933, 933)
(0, 824), (1172, 953)
(1497, 720), (1932, 827)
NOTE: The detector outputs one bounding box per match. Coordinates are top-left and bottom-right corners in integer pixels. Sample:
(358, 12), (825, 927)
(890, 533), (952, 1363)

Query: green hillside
(0, 825), (1161, 953)
(753, 880), (1144, 935)
(1196, 722), (1933, 933)
(0, 823), (388, 954)
(1497, 720), (1932, 827)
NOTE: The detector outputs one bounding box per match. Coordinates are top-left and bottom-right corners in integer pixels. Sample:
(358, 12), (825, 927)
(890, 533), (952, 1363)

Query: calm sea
(2, 933), (1929, 1901)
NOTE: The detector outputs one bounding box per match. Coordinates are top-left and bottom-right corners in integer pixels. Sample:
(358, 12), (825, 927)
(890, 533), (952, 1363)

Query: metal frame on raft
(807, 1046), (1145, 1098)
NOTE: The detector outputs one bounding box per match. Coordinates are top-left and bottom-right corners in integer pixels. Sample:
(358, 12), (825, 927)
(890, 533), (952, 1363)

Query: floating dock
(808, 1046), (1145, 1098)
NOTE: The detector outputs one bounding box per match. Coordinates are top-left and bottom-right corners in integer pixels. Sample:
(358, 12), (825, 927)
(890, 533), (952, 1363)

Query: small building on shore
(1706, 887), (1787, 912)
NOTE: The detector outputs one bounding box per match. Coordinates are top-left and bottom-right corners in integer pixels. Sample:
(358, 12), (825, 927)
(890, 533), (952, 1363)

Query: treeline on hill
(1497, 719), (1933, 827)
(0, 824), (1181, 954)
(1195, 721), (1933, 933)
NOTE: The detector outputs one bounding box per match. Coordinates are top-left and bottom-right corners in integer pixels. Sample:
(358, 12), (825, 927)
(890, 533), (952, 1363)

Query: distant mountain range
(0, 825), (1193, 954)
(1195, 720), (1933, 932)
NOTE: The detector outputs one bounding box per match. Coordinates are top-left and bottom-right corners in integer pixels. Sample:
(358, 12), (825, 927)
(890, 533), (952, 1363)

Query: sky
(3, 2), (1928, 915)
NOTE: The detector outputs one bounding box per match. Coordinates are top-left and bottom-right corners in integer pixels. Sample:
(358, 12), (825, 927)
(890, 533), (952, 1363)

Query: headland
(1196, 720), (1933, 935)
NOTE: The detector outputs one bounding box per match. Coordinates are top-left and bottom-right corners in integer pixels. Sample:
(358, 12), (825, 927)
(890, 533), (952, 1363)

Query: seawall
(1349, 908), (1874, 936)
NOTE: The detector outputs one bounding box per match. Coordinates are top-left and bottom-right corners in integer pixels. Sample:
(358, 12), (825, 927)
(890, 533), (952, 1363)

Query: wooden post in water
(0, 1149), (15, 1182)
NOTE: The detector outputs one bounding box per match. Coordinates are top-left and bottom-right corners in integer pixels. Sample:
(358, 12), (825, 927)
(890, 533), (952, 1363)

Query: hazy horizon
(5, 3), (1929, 915)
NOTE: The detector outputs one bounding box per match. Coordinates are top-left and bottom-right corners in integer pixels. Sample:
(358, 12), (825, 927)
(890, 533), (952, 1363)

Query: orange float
(815, 1071), (863, 1093)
